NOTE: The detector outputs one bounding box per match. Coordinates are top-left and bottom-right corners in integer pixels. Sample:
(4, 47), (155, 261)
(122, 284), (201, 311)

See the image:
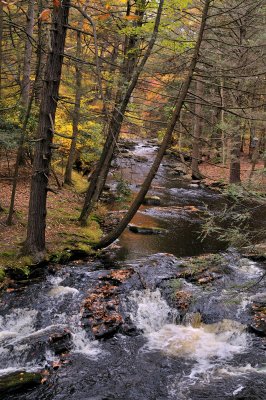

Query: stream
(1, 141), (266, 399)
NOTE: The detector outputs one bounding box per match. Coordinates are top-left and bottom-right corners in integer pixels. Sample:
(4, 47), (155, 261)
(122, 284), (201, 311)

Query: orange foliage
(39, 9), (51, 21)
(53, 0), (61, 8)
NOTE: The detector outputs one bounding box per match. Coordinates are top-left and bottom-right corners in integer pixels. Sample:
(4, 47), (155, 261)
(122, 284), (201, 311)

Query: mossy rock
(0, 268), (5, 282)
(0, 371), (42, 394)
(128, 225), (167, 235)
(49, 250), (72, 264)
(142, 196), (161, 206)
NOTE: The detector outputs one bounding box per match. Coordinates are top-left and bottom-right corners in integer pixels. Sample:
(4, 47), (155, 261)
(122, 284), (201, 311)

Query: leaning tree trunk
(64, 29), (82, 185)
(191, 79), (204, 179)
(21, 0), (35, 108)
(94, 0), (211, 250)
(79, 0), (164, 225)
(23, 1), (70, 256)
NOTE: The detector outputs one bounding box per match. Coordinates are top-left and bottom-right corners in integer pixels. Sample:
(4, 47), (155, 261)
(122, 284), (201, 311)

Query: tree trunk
(6, 13), (43, 226)
(191, 79), (204, 179)
(64, 30), (82, 185)
(249, 130), (263, 182)
(21, 0), (35, 108)
(23, 1), (70, 256)
(94, 0), (211, 250)
(35, 0), (48, 104)
(220, 78), (226, 165)
(79, 0), (164, 225)
(0, 1), (3, 99)
(229, 129), (241, 184)
(178, 112), (188, 171)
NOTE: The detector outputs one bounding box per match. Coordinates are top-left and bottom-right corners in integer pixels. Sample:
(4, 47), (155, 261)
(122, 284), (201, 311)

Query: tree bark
(220, 77), (226, 165)
(0, 1), (3, 99)
(6, 12), (44, 226)
(229, 118), (241, 184)
(249, 130), (263, 182)
(191, 79), (204, 179)
(94, 0), (211, 250)
(21, 0), (35, 108)
(79, 0), (164, 225)
(35, 0), (48, 104)
(23, 1), (70, 256)
(64, 30), (82, 185)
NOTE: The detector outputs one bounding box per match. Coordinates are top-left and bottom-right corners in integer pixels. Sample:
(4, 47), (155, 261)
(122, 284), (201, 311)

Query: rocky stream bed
(0, 141), (266, 399)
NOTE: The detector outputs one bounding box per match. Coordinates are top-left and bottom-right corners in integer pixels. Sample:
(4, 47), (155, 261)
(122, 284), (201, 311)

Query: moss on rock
(0, 371), (42, 394)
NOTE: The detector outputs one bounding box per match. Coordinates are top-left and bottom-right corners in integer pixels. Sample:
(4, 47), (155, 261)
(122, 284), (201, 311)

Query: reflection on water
(117, 206), (225, 260)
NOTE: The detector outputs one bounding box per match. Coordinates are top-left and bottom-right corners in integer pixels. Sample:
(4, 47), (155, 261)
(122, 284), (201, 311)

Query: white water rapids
(129, 289), (249, 376)
(0, 277), (101, 377)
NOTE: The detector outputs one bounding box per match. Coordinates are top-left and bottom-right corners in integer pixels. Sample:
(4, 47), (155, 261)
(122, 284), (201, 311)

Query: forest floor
(200, 154), (265, 188)
(0, 161), (102, 276)
(0, 150), (265, 280)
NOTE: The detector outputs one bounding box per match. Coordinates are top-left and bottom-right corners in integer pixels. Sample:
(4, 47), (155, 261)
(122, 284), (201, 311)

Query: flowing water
(1, 141), (266, 399)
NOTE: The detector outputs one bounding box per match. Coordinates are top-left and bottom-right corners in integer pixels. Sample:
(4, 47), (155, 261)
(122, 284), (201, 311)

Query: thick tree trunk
(6, 14), (43, 226)
(35, 0), (48, 104)
(64, 30), (82, 185)
(94, 0), (211, 250)
(79, 0), (164, 225)
(191, 79), (204, 179)
(21, 0), (35, 108)
(0, 1), (3, 99)
(23, 1), (70, 256)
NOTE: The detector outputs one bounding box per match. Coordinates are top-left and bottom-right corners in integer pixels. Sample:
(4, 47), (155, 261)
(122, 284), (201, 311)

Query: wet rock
(82, 269), (135, 339)
(118, 140), (136, 150)
(5, 262), (48, 282)
(189, 183), (200, 188)
(249, 295), (266, 336)
(121, 153), (131, 159)
(243, 242), (266, 261)
(134, 155), (148, 163)
(143, 205), (200, 219)
(176, 253), (226, 285)
(142, 195), (161, 206)
(147, 139), (158, 145)
(164, 149), (180, 159)
(49, 329), (72, 355)
(173, 168), (186, 176)
(0, 371), (42, 395)
(128, 225), (167, 235)
(7, 325), (72, 360)
(126, 253), (181, 290)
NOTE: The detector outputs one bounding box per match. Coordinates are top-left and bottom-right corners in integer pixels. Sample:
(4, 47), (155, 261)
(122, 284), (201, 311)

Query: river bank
(0, 140), (266, 399)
